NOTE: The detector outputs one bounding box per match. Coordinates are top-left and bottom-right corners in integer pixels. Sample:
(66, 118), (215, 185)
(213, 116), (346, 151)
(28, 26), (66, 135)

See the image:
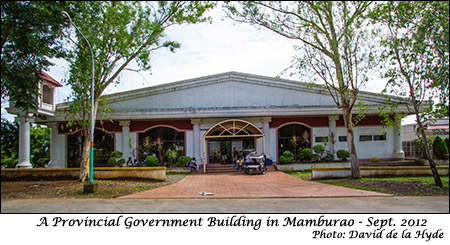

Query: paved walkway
(2, 196), (448, 213)
(119, 167), (390, 199)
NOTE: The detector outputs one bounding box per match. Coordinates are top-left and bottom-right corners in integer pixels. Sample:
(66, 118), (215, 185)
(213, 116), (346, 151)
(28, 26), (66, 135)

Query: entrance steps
(206, 164), (240, 173)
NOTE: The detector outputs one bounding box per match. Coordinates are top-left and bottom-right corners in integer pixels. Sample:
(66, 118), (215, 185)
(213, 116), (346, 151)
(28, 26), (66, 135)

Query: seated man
(235, 157), (244, 169)
(189, 157), (199, 172)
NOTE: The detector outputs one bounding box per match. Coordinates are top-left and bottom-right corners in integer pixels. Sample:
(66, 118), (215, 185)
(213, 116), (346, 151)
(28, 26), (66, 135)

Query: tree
(30, 125), (50, 168)
(225, 1), (377, 178)
(1, 1), (72, 111)
(62, 1), (215, 182)
(1, 118), (50, 168)
(371, 1), (448, 187)
(1, 117), (18, 167)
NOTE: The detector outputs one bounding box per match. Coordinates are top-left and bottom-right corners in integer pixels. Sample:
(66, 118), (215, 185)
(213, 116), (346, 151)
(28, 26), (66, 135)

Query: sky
(2, 4), (415, 123)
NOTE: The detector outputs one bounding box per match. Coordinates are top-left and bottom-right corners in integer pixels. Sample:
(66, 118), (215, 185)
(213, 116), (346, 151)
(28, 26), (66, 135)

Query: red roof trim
(41, 70), (63, 87)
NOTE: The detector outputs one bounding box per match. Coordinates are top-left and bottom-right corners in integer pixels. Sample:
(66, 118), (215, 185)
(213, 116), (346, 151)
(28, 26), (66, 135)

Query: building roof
(49, 71), (412, 122)
(104, 71), (409, 105)
(41, 70), (62, 87)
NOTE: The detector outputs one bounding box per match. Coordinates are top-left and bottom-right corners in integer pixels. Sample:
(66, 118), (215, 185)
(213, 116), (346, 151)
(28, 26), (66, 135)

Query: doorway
(208, 138), (255, 164)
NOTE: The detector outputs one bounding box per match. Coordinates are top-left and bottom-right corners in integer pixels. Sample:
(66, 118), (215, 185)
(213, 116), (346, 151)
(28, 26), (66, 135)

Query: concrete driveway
(119, 168), (390, 199)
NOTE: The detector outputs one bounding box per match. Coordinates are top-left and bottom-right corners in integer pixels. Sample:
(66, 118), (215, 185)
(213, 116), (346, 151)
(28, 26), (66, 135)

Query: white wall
(311, 126), (395, 160)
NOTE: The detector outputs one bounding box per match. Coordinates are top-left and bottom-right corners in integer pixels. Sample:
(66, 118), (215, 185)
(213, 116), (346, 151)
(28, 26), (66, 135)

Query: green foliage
(145, 155), (160, 166)
(433, 136), (449, 160)
(165, 149), (179, 166)
(1, 1), (73, 111)
(1, 119), (50, 168)
(413, 138), (434, 159)
(30, 125), (50, 167)
(312, 144), (334, 162)
(108, 150), (124, 167)
(311, 154), (320, 161)
(224, 1), (373, 178)
(1, 118), (18, 167)
(298, 148), (312, 161)
(177, 156), (191, 166)
(61, 1), (214, 180)
(313, 145), (326, 156)
(337, 150), (350, 161)
(445, 138), (450, 152)
(278, 151), (294, 164)
(373, 1), (449, 128)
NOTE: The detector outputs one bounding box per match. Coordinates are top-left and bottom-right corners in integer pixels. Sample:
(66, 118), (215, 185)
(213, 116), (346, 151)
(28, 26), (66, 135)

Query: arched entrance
(202, 119), (264, 173)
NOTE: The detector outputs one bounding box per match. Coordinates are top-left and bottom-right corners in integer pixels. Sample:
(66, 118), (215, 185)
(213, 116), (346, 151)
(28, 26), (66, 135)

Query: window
(315, 136), (328, 143)
(373, 134), (386, 141)
(277, 124), (311, 155)
(338, 136), (347, 142)
(138, 127), (185, 163)
(42, 85), (53, 104)
(359, 135), (373, 141)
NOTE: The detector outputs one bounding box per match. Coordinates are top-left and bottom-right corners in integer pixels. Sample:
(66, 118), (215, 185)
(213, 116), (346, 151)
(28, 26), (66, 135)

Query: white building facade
(31, 72), (409, 169)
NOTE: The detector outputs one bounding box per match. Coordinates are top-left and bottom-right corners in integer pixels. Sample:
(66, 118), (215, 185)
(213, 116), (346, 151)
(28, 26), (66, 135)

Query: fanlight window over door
(204, 119), (264, 139)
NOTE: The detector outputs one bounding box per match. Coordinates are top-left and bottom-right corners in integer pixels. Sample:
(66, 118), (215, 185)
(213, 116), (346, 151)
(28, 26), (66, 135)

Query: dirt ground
(1, 175), (186, 199)
(1, 174), (448, 199)
(321, 178), (449, 196)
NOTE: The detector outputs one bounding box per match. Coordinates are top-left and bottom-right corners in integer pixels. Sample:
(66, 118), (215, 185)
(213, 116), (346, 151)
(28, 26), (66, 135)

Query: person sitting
(126, 157), (133, 167)
(235, 157), (244, 169)
(189, 157), (199, 172)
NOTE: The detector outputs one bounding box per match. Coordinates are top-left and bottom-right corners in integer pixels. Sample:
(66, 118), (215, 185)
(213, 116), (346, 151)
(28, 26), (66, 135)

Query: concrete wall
(1, 167), (166, 181)
(275, 162), (351, 172)
(312, 166), (449, 179)
(313, 126), (396, 160)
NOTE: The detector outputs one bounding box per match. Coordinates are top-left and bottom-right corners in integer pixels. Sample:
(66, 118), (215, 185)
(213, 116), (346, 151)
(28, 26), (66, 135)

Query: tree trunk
(417, 120), (443, 188)
(79, 138), (90, 182)
(79, 99), (99, 183)
(342, 107), (361, 178)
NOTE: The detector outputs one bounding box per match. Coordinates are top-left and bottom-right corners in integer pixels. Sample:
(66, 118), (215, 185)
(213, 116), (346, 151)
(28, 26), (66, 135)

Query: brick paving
(119, 166), (391, 199)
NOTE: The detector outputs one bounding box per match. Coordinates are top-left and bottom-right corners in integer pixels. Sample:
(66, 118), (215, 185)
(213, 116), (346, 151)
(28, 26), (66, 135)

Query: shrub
(313, 144), (326, 156)
(145, 155), (160, 166)
(312, 144), (334, 162)
(177, 156), (191, 166)
(413, 138), (433, 159)
(165, 149), (178, 166)
(279, 151), (294, 164)
(311, 153), (320, 161)
(298, 148), (312, 161)
(108, 150), (125, 167)
(322, 151), (334, 162)
(336, 149), (349, 161)
(445, 137), (449, 152)
(433, 136), (449, 160)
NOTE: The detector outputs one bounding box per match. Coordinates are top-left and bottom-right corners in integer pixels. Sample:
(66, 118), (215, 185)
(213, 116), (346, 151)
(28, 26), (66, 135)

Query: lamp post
(62, 11), (95, 189)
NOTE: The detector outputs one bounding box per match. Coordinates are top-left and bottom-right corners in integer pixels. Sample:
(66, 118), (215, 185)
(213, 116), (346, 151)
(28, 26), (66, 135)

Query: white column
(328, 116), (339, 157)
(47, 122), (62, 168)
(261, 117), (271, 156)
(16, 116), (34, 168)
(393, 117), (405, 159)
(119, 121), (131, 161)
(191, 119), (202, 164)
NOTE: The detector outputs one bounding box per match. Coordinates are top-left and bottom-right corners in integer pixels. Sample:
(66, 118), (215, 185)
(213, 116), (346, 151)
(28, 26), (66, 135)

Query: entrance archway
(202, 119), (265, 172)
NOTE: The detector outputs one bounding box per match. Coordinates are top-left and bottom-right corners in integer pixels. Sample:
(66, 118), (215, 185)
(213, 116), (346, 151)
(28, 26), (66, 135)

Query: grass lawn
(289, 170), (450, 196)
(1, 174), (188, 199)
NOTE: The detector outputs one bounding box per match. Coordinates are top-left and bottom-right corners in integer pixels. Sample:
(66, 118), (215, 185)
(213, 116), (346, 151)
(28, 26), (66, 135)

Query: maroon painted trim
(130, 119), (192, 132)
